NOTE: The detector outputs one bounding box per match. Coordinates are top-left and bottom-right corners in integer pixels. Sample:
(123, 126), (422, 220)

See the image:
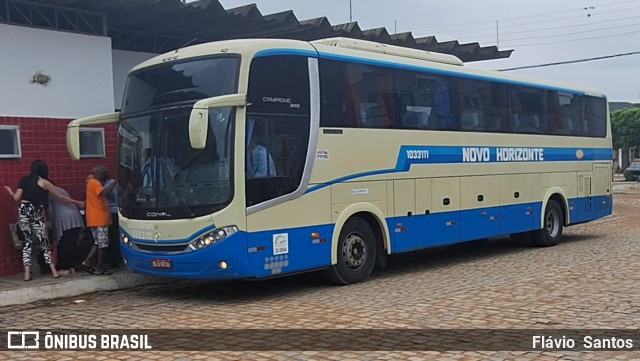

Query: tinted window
(319, 59), (453, 130)
(453, 78), (508, 132)
(584, 96), (607, 137)
(319, 61), (397, 128)
(547, 92), (606, 137)
(246, 56), (311, 206)
(122, 56), (239, 114)
(509, 86), (547, 134)
(396, 70), (454, 130)
(319, 58), (606, 138)
(318, 60), (350, 127)
(548, 91), (581, 136)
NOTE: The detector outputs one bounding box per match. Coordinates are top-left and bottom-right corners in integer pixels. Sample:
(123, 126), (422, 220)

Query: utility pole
(496, 20), (499, 48)
(349, 0), (352, 22)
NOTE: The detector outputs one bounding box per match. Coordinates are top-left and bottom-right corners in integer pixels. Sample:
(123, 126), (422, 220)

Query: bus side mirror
(189, 108), (209, 150)
(67, 112), (119, 160)
(188, 93), (246, 149)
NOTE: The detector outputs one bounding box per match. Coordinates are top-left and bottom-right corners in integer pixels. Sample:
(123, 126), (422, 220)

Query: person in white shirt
(247, 139), (276, 178)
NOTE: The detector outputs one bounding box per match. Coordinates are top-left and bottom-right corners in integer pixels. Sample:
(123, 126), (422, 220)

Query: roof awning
(9, 0), (512, 62)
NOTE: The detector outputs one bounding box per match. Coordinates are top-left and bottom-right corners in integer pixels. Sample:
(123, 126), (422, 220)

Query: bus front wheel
(325, 217), (377, 285)
(531, 199), (564, 247)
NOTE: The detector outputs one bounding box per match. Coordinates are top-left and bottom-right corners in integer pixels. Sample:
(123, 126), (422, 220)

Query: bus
(67, 37), (612, 284)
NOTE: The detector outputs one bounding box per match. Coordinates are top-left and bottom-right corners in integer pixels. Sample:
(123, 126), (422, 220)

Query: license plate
(151, 258), (172, 269)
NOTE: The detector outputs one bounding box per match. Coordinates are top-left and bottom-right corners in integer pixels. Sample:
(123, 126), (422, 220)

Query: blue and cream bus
(67, 37), (612, 284)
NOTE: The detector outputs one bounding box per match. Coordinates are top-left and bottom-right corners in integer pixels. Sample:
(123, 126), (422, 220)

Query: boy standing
(81, 166), (116, 275)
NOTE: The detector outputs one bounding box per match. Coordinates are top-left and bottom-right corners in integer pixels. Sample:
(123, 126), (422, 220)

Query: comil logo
(7, 331), (40, 349)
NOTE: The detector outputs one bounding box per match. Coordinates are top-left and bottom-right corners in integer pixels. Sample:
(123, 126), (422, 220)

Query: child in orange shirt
(81, 166), (116, 275)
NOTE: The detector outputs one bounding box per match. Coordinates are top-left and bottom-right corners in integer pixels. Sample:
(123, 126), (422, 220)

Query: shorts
(91, 226), (109, 249)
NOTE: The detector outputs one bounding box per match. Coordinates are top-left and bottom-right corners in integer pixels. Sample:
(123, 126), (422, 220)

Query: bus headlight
(121, 234), (133, 247)
(189, 226), (238, 251)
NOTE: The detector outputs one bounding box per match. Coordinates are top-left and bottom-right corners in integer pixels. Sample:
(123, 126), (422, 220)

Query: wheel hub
(343, 233), (367, 269)
(546, 210), (560, 237)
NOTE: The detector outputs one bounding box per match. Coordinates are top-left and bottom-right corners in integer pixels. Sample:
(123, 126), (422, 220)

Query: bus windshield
(121, 56), (239, 114)
(118, 106), (234, 220)
(117, 56), (239, 220)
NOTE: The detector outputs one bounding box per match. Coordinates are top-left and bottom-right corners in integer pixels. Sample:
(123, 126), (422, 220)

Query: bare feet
(49, 263), (60, 279)
(58, 269), (70, 276)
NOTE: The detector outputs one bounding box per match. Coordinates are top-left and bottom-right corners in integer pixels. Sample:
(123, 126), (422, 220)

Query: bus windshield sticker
(316, 150), (329, 159)
(273, 233), (289, 255)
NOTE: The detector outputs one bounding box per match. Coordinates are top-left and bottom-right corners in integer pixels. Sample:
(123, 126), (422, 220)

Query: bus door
(417, 177), (460, 247)
(577, 171), (592, 221)
(244, 54), (317, 276)
(592, 164), (611, 214)
(391, 179), (417, 252)
(460, 176), (501, 241)
(576, 164), (611, 222)
(499, 174), (535, 234)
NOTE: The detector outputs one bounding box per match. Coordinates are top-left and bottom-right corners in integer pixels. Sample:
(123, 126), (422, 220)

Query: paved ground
(1, 193), (640, 360)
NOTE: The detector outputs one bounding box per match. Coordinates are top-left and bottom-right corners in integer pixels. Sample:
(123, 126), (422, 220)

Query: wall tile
(0, 116), (118, 275)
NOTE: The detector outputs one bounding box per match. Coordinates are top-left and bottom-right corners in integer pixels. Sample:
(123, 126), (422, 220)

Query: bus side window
(583, 96), (606, 137)
(460, 110), (483, 131)
(510, 114), (520, 131)
(519, 115), (543, 134)
(509, 86), (546, 134)
(453, 77), (493, 132)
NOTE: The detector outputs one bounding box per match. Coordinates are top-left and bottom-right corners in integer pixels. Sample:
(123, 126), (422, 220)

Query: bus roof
(130, 37), (605, 98)
(312, 37), (464, 66)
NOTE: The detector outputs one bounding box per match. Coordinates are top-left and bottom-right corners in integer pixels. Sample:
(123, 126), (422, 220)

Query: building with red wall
(0, 11), (152, 275)
(0, 119), (118, 275)
(0, 0), (508, 276)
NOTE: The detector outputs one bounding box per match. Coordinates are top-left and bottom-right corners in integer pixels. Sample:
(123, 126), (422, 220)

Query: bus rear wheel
(324, 217), (377, 285)
(531, 199), (563, 247)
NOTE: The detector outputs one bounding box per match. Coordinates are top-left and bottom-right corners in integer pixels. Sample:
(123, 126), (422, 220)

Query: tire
(324, 217), (377, 285)
(531, 199), (563, 247)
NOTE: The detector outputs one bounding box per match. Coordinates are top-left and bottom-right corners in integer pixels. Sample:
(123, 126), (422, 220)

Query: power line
(499, 50), (640, 71)
(428, 7), (640, 48)
(452, 14), (640, 41)
(497, 5), (586, 22)
(500, 13), (640, 36)
(500, 4), (640, 29)
(407, 1), (640, 47)
(499, 0), (640, 22)
(501, 21), (640, 43)
(404, 0), (640, 32)
(433, 5), (640, 39)
(507, 28), (640, 47)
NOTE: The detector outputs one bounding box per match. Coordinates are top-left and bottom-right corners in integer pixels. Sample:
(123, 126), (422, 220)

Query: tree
(611, 107), (640, 150)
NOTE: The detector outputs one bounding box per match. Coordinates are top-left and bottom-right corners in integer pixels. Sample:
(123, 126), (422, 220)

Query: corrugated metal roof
(21, 0), (512, 62)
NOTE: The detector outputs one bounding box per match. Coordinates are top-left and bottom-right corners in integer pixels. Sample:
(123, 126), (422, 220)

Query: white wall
(0, 24), (114, 118)
(112, 49), (157, 110)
